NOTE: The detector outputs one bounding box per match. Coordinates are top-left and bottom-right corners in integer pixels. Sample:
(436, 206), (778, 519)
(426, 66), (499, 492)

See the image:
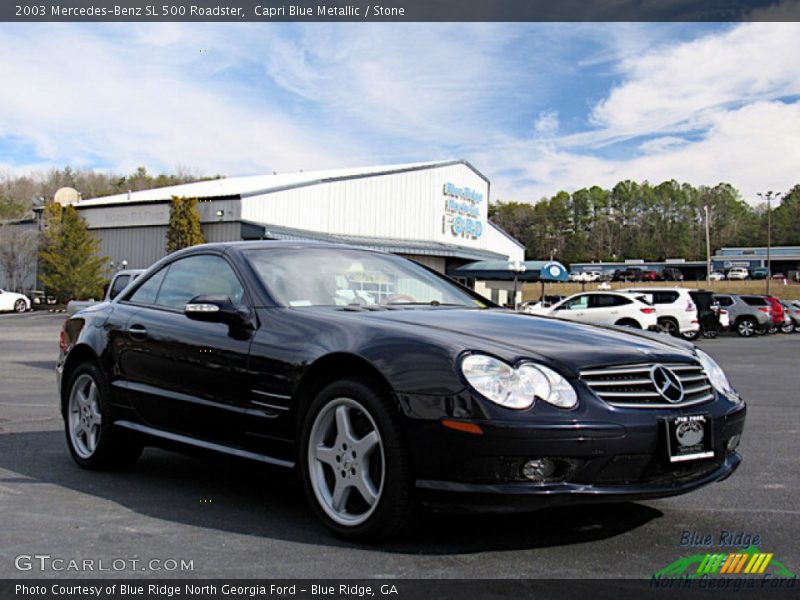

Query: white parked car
(582, 271), (603, 282)
(726, 267), (749, 280)
(0, 289), (31, 313)
(527, 291), (659, 330)
(619, 287), (700, 337)
(709, 271), (725, 281)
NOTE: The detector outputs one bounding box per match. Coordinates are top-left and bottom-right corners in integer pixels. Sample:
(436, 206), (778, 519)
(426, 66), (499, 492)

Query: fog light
(727, 434), (741, 452)
(522, 458), (556, 482)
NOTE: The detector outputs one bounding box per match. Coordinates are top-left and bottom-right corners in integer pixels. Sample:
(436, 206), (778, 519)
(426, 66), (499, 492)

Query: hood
(354, 308), (697, 375)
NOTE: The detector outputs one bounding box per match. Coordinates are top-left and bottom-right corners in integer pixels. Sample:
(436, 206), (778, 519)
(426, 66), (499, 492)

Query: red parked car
(766, 296), (786, 333)
(640, 270), (658, 281)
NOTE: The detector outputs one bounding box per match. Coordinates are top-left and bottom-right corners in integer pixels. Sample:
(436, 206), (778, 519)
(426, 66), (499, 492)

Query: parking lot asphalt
(0, 312), (798, 579)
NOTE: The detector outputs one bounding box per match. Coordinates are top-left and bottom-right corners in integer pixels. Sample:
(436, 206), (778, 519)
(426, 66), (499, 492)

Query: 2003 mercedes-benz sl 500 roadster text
(57, 241), (746, 540)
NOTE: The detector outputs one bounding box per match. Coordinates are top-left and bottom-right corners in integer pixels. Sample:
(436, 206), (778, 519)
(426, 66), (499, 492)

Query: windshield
(244, 247), (487, 309)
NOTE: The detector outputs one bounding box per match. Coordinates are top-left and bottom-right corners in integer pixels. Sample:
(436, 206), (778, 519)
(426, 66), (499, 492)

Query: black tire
(13, 299), (26, 313)
(64, 363), (142, 470)
(702, 328), (719, 339)
(736, 318), (758, 337)
(615, 319), (641, 329)
(780, 323), (795, 334)
(299, 379), (414, 542)
(768, 326), (778, 335)
(681, 330), (700, 341)
(659, 318), (679, 337)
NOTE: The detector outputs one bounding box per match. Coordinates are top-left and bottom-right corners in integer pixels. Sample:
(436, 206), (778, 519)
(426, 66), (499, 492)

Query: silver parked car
(713, 294), (772, 337)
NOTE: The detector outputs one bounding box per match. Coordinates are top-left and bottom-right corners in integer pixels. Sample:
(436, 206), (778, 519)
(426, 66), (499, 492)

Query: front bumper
(416, 453), (740, 512)
(402, 390), (746, 512)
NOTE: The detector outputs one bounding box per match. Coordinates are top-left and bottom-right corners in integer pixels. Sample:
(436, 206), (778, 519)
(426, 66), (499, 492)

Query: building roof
(246, 221), (507, 262)
(77, 160), (488, 207)
(447, 260), (569, 282)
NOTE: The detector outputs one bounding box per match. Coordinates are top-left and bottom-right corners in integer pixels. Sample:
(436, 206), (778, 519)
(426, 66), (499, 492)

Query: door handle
(127, 324), (148, 341)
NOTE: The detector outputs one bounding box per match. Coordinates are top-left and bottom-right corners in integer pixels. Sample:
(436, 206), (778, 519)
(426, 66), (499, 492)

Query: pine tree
(39, 203), (109, 301)
(166, 196), (205, 253)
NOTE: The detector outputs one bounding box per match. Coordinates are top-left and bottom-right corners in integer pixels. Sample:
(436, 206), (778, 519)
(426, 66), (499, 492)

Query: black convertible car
(57, 241), (746, 540)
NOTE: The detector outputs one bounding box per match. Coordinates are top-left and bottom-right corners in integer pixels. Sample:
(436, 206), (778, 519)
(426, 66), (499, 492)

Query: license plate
(665, 415), (714, 463)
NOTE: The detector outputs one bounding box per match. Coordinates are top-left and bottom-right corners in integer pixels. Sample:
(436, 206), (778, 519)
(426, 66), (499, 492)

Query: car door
(588, 293), (632, 325)
(117, 253), (254, 445)
(551, 294), (590, 322)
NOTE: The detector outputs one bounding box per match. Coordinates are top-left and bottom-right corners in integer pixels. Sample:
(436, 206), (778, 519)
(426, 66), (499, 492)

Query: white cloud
(583, 23), (800, 145)
(486, 101), (800, 204)
(534, 110), (559, 137)
(0, 24), (359, 177)
(0, 22), (798, 210)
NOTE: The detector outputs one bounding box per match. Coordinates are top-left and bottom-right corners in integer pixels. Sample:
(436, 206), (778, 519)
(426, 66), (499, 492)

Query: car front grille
(579, 362), (715, 408)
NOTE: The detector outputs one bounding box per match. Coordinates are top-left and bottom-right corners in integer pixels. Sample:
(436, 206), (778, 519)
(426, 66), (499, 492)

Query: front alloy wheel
(308, 398), (384, 527)
(13, 299), (26, 313)
(301, 379), (413, 541)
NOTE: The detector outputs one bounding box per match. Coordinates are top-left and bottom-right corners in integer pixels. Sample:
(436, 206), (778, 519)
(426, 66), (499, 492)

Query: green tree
(39, 203), (109, 301)
(166, 196), (205, 253)
(772, 185), (800, 246)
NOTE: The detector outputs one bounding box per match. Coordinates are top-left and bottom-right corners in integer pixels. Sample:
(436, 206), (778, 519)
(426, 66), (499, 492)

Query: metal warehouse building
(27, 160), (549, 304)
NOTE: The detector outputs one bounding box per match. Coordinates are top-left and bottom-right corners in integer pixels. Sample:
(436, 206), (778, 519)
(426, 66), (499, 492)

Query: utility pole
(757, 191), (781, 296)
(704, 204), (711, 286)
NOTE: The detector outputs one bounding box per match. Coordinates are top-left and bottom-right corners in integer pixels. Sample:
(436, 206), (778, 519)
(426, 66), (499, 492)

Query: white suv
(727, 267), (749, 280)
(528, 291), (659, 330)
(620, 287), (700, 337)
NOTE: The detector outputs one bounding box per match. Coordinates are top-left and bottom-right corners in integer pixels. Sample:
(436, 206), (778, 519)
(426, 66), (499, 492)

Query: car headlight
(695, 348), (736, 397)
(460, 354), (577, 410)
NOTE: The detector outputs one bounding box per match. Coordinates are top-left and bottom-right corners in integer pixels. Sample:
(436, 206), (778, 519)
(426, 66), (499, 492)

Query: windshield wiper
(385, 301), (468, 308)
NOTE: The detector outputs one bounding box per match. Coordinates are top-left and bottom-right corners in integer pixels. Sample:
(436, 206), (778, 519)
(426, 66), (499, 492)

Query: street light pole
(704, 204), (711, 286)
(509, 260), (526, 310)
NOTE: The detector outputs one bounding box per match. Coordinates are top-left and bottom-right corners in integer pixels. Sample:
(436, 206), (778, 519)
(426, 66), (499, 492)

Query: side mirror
(185, 295), (249, 326)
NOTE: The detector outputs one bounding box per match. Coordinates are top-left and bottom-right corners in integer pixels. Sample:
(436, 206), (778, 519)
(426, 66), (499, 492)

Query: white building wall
(240, 163), (493, 253)
(485, 222), (525, 262)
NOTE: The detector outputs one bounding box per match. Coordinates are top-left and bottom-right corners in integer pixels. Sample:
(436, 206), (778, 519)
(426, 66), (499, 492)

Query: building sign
(443, 182), (483, 239)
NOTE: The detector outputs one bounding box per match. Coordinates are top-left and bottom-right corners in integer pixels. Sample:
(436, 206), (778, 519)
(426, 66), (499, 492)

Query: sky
(0, 22), (798, 205)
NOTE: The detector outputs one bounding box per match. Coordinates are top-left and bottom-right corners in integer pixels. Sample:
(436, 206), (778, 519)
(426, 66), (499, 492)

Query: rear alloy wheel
(301, 380), (413, 541)
(13, 299), (26, 313)
(736, 318), (757, 337)
(780, 322), (795, 334)
(65, 363), (142, 470)
(681, 330), (700, 341)
(659, 319), (679, 337)
(702, 328), (719, 339)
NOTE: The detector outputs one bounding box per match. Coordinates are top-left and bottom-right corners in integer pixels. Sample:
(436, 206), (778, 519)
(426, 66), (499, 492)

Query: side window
(108, 275), (130, 300)
(561, 295), (589, 310)
(652, 292), (678, 304)
(742, 296), (766, 307)
(155, 255), (245, 310)
(716, 296), (733, 307)
(591, 294), (631, 308)
(127, 268), (168, 306)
